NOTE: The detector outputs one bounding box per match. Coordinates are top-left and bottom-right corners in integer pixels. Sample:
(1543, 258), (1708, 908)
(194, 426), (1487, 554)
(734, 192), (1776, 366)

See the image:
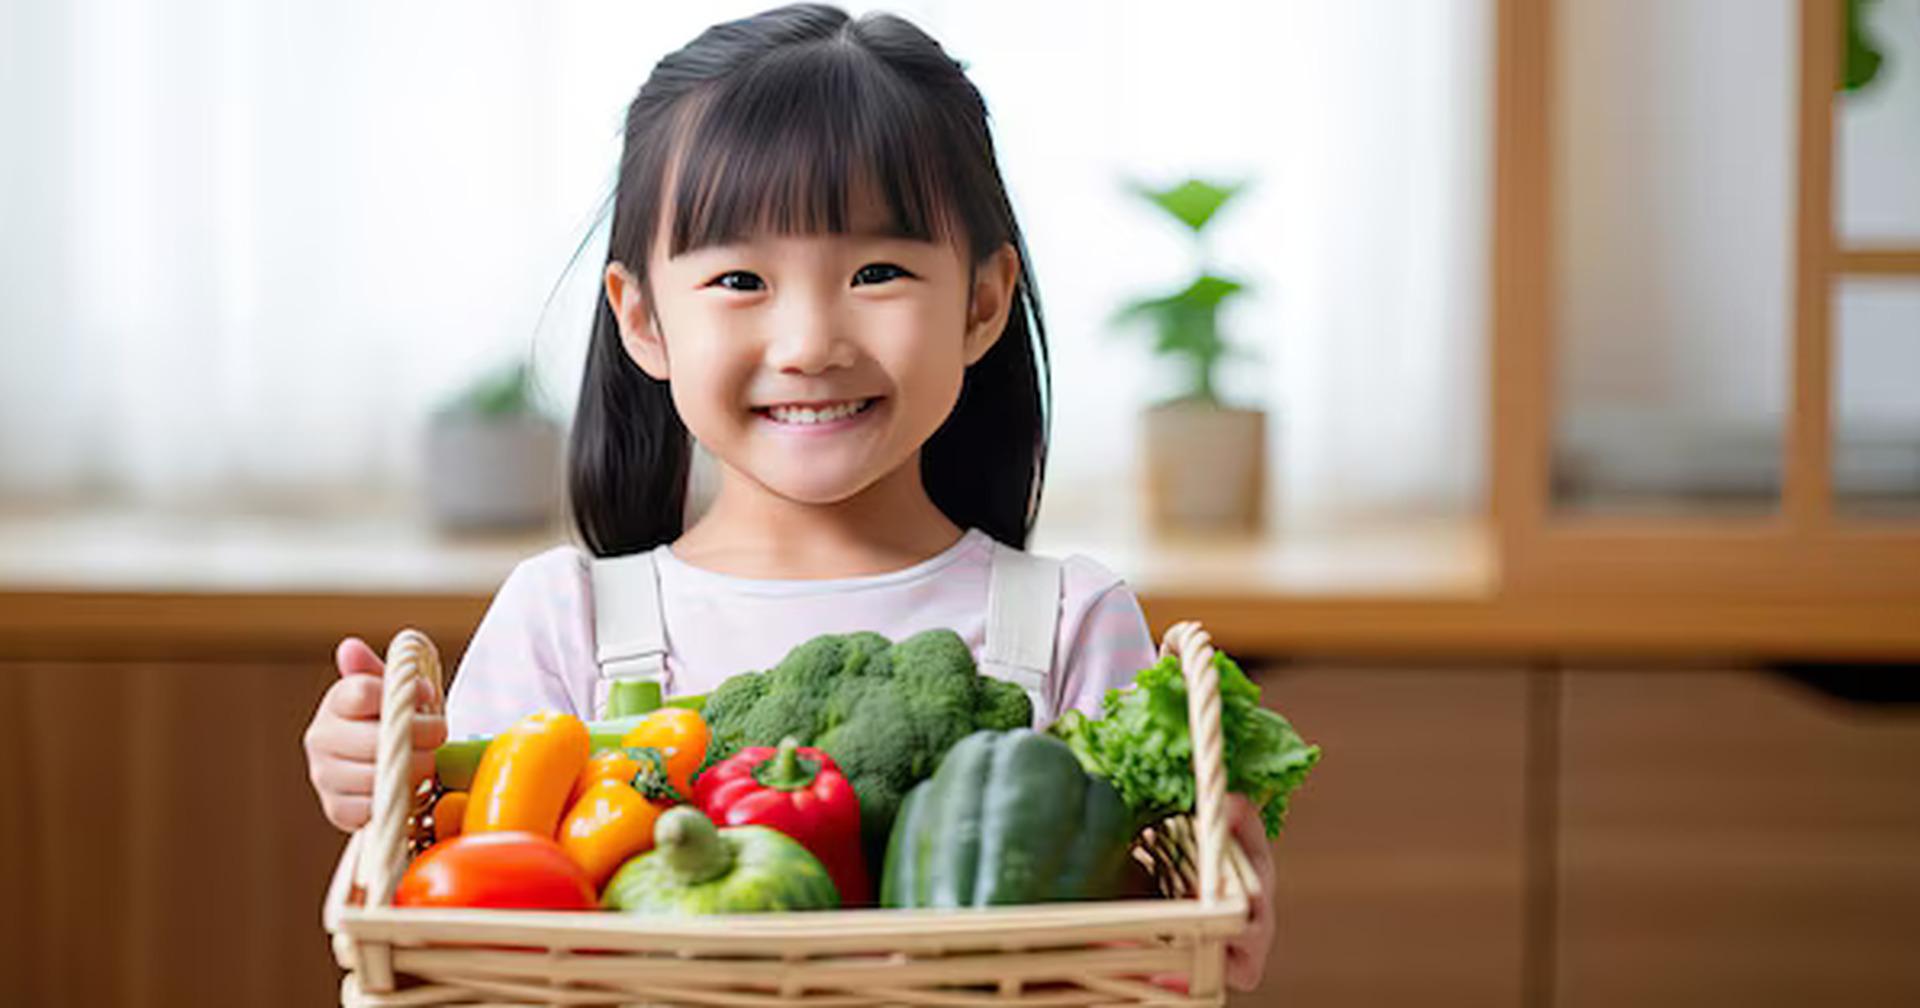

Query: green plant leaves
(448, 361), (536, 417)
(1113, 177), (1258, 404)
(1134, 179), (1245, 233)
(1843, 0), (1884, 93)
(1112, 274), (1248, 404)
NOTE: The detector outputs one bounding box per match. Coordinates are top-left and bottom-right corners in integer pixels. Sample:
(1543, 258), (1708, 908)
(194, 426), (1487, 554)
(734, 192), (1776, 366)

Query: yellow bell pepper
(559, 778), (666, 889)
(463, 710), (590, 838)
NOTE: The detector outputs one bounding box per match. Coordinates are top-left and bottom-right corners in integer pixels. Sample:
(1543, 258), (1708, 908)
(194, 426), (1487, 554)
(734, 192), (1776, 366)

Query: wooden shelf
(4, 507), (1919, 661)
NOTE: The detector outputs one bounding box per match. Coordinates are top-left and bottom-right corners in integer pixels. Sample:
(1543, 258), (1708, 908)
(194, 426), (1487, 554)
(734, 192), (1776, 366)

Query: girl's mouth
(752, 397), (882, 430)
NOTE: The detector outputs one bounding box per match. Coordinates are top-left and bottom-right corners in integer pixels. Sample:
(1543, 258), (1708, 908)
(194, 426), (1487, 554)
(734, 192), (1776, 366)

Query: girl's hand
(1145, 794), (1279, 994)
(303, 637), (446, 833)
(1223, 793), (1278, 991)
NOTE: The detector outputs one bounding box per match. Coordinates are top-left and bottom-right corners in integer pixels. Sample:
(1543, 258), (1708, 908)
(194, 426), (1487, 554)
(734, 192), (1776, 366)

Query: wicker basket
(323, 621), (1254, 1007)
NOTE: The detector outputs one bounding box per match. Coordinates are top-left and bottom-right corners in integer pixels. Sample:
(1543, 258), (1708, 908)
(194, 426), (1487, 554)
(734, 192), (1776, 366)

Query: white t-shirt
(445, 528), (1157, 739)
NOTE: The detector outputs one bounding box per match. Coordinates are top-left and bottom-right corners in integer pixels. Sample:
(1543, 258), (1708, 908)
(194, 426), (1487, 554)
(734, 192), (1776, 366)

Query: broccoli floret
(698, 667), (769, 760)
(977, 677), (1035, 733)
(701, 628), (1034, 854)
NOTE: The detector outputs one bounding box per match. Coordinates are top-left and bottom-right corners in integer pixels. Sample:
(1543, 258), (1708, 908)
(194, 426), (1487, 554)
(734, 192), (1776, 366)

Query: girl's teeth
(766, 399), (870, 425)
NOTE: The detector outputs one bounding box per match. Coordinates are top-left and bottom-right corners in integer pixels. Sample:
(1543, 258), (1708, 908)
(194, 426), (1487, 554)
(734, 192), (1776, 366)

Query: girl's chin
(754, 473), (883, 506)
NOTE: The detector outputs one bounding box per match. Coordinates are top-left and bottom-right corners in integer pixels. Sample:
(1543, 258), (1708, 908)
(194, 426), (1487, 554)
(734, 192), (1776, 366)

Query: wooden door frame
(1491, 0), (1920, 599)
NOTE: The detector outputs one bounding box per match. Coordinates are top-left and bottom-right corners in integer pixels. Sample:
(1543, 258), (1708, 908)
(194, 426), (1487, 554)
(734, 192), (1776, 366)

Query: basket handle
(1159, 620), (1231, 906)
(353, 628), (442, 907)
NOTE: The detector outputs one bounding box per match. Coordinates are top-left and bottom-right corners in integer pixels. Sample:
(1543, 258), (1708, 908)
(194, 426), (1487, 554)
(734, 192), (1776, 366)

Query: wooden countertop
(2, 506), (1917, 662)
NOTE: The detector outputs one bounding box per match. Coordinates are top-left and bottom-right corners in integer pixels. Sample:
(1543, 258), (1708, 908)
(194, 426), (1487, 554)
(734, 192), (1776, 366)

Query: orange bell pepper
(559, 778), (666, 889)
(568, 747), (648, 810)
(432, 791), (468, 843)
(619, 708), (710, 801)
(463, 710), (590, 838)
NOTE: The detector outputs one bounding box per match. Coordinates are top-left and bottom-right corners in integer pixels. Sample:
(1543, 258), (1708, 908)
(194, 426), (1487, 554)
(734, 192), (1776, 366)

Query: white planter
(423, 413), (564, 531)
(1142, 403), (1267, 535)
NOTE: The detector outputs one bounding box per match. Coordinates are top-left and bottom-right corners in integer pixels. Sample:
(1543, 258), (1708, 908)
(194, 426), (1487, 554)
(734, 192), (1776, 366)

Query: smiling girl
(302, 4), (1276, 988)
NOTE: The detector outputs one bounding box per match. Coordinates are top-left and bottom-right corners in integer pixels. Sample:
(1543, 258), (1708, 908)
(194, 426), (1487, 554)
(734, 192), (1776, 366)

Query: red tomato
(395, 831), (596, 910)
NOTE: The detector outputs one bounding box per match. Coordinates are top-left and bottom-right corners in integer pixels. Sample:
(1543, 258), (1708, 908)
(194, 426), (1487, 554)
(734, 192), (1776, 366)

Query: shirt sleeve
(1047, 573), (1157, 726)
(444, 546), (597, 739)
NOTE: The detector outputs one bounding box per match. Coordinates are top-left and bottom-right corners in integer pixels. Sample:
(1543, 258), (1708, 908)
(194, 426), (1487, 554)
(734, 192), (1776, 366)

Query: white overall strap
(589, 549), (670, 719)
(981, 543), (1065, 724)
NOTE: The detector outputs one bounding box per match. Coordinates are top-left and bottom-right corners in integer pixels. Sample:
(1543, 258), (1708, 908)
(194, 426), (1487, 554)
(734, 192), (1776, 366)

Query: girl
(303, 3), (1274, 990)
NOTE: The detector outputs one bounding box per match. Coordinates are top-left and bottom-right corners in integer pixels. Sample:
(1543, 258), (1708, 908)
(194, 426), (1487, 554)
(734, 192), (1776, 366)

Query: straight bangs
(662, 41), (967, 258)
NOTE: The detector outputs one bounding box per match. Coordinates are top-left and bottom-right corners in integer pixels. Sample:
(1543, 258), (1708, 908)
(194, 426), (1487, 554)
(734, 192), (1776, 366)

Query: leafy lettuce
(1049, 650), (1319, 838)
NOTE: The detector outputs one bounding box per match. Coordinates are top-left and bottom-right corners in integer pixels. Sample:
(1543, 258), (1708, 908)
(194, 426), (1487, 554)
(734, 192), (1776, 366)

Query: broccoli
(701, 629), (1032, 853)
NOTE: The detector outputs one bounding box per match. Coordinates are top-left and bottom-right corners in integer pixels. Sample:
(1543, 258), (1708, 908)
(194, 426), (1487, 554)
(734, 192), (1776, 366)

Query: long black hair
(570, 3), (1051, 557)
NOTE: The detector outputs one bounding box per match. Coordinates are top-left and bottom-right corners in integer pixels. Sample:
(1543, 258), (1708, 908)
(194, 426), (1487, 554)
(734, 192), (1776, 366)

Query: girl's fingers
(310, 745), (439, 797)
(335, 636), (385, 678)
(1222, 793), (1278, 992)
(310, 714), (376, 760)
(325, 795), (372, 832)
(415, 708), (448, 750)
(1226, 944), (1262, 991)
(311, 754), (374, 797)
(1226, 794), (1266, 855)
(410, 748), (437, 787)
(323, 672), (443, 725)
(326, 675), (384, 721)
(311, 710), (446, 760)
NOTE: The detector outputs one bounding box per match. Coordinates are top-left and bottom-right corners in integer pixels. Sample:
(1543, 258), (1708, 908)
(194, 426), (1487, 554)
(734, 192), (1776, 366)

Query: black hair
(569, 3), (1051, 557)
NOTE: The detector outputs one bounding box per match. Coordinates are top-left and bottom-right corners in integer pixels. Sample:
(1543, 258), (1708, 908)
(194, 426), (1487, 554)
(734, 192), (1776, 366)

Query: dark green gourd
(880, 729), (1132, 908)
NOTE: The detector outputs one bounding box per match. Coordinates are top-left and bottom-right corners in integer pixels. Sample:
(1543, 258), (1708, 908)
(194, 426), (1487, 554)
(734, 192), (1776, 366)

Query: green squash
(602, 806), (839, 914)
(881, 729), (1133, 908)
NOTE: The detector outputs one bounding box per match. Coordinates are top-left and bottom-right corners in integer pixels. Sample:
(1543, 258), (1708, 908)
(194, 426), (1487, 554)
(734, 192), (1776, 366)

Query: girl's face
(606, 196), (1018, 510)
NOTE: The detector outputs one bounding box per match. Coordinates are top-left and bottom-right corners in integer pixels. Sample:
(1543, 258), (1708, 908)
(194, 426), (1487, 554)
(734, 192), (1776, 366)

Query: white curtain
(0, 0), (1488, 526)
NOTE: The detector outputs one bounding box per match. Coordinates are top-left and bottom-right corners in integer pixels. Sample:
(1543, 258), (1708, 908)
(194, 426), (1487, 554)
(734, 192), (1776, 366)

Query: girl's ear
(605, 262), (669, 380)
(962, 244), (1020, 366)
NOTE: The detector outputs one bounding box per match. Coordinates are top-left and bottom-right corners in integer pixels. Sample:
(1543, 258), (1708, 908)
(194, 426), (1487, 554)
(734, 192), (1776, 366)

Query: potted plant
(1112, 178), (1266, 535)
(423, 358), (564, 531)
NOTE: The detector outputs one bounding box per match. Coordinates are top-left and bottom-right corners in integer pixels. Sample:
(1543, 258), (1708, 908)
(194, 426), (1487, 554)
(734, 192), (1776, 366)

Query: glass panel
(1838, 0), (1920, 245)
(1551, 0), (1796, 514)
(1834, 279), (1920, 515)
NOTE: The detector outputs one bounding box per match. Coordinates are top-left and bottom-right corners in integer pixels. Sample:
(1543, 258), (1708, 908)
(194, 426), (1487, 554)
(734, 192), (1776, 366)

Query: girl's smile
(753, 396), (884, 431)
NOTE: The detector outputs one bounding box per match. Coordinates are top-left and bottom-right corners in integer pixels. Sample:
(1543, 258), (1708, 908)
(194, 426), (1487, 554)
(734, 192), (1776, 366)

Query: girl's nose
(764, 296), (855, 374)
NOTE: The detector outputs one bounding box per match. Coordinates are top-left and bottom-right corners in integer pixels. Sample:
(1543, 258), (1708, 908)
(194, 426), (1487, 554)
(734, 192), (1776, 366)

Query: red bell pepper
(690, 736), (869, 905)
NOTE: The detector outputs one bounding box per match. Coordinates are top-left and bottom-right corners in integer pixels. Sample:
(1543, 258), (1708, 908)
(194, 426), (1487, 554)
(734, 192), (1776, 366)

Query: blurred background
(1, 0), (1917, 1006)
(0, 0), (1488, 527)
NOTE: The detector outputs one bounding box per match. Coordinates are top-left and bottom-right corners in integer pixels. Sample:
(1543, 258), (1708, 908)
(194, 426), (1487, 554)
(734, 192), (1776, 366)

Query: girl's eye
(708, 271), (765, 292)
(852, 263), (913, 286)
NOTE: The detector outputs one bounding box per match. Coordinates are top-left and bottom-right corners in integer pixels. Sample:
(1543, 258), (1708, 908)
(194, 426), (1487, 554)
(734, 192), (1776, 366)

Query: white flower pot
(423, 413), (564, 531)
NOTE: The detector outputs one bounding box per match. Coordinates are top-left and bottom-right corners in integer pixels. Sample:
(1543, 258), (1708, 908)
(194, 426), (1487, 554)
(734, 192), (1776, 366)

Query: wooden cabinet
(0, 660), (347, 1008)
(1554, 668), (1920, 1008)
(1233, 666), (1530, 1008)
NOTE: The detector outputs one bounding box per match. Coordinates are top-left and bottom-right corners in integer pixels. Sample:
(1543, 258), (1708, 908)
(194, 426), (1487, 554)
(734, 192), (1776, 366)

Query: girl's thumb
(335, 636), (385, 678)
(336, 636), (442, 712)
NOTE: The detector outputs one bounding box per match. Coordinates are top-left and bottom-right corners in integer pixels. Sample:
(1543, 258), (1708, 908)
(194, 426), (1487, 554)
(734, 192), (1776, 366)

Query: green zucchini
(880, 729), (1132, 908)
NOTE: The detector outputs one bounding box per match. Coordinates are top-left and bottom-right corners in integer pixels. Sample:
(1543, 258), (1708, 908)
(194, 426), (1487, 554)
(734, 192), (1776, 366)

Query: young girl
(303, 3), (1274, 990)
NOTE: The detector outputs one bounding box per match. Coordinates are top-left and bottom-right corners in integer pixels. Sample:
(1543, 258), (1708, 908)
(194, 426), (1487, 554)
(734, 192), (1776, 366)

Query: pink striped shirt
(445, 528), (1156, 739)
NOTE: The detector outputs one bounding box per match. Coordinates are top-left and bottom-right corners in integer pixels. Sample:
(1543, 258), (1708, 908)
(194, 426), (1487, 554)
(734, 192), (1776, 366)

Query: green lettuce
(1049, 650), (1320, 838)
